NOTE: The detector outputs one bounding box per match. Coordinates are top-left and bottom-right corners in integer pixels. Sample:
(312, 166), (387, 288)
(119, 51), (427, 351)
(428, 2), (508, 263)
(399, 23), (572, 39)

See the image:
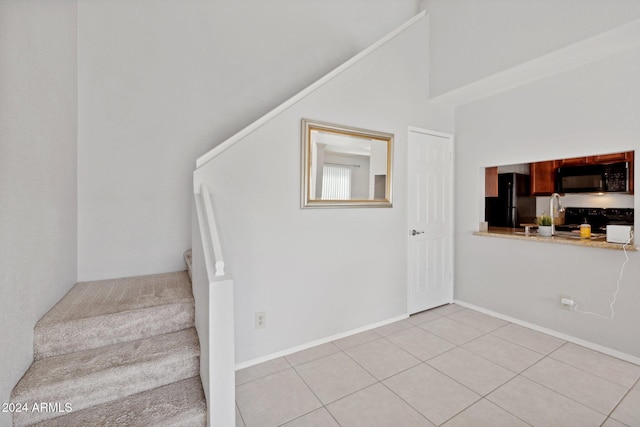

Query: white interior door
(408, 128), (453, 314)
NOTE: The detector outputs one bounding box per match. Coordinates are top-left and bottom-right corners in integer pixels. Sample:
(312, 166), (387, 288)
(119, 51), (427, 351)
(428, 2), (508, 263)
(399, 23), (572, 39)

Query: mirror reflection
(301, 119), (393, 208)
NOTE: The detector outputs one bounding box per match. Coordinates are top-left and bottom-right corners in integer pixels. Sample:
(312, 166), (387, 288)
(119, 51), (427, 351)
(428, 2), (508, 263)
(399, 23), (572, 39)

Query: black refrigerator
(485, 173), (536, 228)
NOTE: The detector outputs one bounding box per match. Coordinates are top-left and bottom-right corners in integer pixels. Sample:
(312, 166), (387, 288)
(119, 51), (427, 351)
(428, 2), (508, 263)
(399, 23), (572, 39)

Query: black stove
(555, 207), (634, 233)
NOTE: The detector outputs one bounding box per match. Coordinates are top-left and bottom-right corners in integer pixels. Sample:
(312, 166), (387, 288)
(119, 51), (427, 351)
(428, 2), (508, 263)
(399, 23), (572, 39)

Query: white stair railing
(193, 184), (235, 427)
(199, 183), (225, 277)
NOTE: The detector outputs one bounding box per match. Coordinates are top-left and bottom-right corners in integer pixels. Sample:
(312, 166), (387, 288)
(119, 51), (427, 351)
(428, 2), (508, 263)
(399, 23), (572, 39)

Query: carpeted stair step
(11, 328), (200, 427)
(34, 271), (194, 360)
(31, 377), (206, 427)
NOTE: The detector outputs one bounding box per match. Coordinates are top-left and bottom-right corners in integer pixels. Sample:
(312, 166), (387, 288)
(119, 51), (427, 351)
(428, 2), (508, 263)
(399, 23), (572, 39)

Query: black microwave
(556, 162), (629, 193)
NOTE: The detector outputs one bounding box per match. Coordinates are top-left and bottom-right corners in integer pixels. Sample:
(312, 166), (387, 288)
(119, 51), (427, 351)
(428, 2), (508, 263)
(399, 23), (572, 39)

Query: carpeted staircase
(10, 271), (206, 426)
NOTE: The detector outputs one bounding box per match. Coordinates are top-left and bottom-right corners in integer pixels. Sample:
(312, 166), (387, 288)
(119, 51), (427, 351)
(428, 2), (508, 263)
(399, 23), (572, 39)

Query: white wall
(454, 46), (640, 358)
(195, 14), (453, 363)
(0, 1), (78, 425)
(77, 0), (422, 280)
(424, 0), (640, 97)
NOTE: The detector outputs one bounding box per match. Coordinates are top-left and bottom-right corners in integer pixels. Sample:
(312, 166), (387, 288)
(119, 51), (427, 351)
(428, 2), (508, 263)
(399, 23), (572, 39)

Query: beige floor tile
(549, 343), (640, 388)
(429, 303), (465, 316)
(383, 363), (480, 425)
(611, 389), (640, 426)
(522, 357), (628, 415)
(236, 404), (245, 427)
(286, 342), (340, 367)
(295, 351), (377, 404)
(419, 317), (485, 345)
(386, 326), (455, 361)
(447, 309), (508, 332)
(601, 417), (629, 427)
(281, 408), (340, 427)
(491, 323), (565, 355)
(441, 398), (529, 427)
(487, 376), (605, 427)
(463, 334), (543, 373)
(236, 357), (291, 385)
(427, 347), (515, 395)
(407, 310), (442, 325)
(332, 330), (380, 350)
(234, 311), (638, 427)
(372, 320), (413, 337)
(327, 383), (434, 427)
(345, 338), (421, 380)
(236, 368), (321, 427)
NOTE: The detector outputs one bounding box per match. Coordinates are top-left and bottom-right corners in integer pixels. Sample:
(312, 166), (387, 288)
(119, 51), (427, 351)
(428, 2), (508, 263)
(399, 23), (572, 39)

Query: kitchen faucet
(549, 193), (565, 236)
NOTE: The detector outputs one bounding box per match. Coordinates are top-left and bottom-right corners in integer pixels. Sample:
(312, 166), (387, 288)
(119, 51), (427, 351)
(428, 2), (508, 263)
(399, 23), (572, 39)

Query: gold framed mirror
(301, 119), (394, 208)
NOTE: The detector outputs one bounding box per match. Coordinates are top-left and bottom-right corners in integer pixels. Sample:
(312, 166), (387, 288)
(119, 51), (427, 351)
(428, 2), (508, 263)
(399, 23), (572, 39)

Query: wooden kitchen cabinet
(557, 156), (590, 166)
(628, 151), (634, 194)
(591, 151), (633, 163)
(485, 167), (498, 197)
(529, 151), (634, 195)
(530, 161), (557, 195)
(560, 151), (632, 166)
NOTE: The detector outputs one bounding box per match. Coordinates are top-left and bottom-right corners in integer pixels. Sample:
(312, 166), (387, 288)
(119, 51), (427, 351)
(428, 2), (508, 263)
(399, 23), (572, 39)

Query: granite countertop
(474, 227), (637, 251)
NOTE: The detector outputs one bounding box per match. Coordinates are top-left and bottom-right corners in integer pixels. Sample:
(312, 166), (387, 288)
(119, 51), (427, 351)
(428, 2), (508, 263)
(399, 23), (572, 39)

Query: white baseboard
(455, 299), (640, 366)
(235, 313), (409, 371)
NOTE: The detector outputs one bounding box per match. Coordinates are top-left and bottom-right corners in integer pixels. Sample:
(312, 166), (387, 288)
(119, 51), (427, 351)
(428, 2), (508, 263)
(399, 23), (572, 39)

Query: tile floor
(235, 304), (640, 427)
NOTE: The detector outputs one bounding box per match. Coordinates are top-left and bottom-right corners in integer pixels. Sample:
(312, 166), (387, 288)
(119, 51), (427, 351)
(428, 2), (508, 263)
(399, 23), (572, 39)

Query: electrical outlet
(255, 311), (266, 329)
(560, 295), (574, 311)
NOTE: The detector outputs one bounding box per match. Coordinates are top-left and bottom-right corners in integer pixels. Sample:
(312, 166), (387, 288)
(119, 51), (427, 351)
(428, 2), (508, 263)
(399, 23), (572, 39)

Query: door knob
(411, 229), (424, 236)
